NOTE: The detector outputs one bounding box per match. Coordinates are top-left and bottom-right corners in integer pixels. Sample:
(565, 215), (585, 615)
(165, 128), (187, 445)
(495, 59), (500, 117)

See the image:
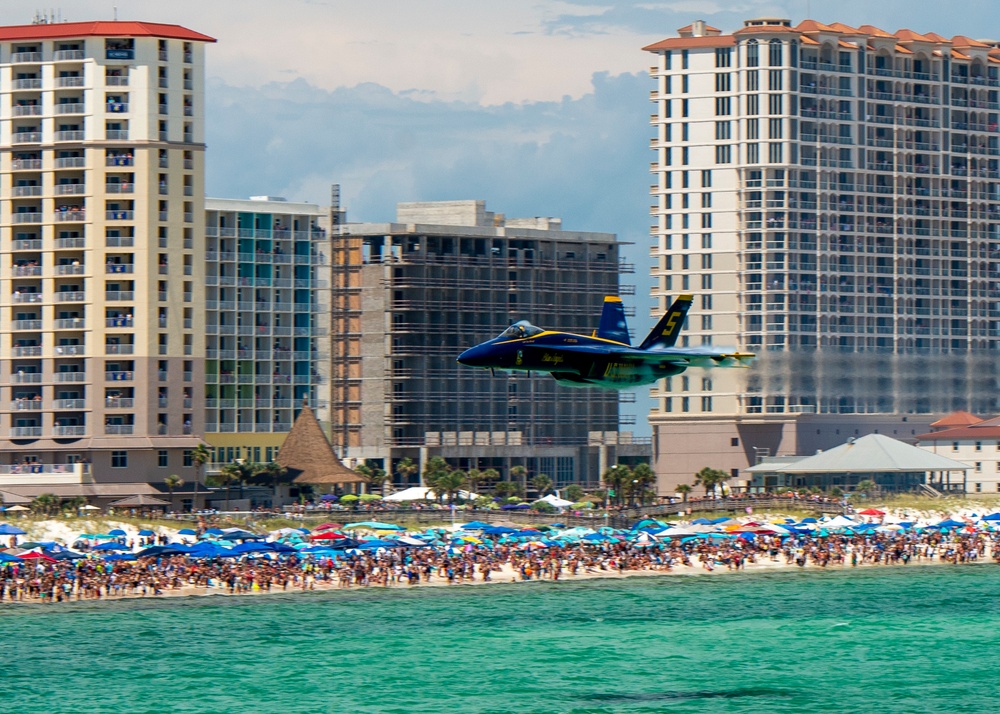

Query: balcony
(105, 264), (134, 275)
(55, 184), (85, 195)
(105, 371), (134, 381)
(12, 185), (41, 197)
(12, 265), (41, 276)
(106, 156), (134, 167)
(55, 156), (85, 167)
(12, 346), (41, 357)
(12, 293), (43, 303)
(106, 317), (133, 328)
(12, 78), (42, 90)
(105, 74), (130, 85)
(56, 291), (86, 302)
(104, 343), (134, 355)
(105, 291), (135, 301)
(9, 427), (42, 437)
(52, 426), (86, 436)
(105, 236), (134, 248)
(10, 373), (42, 383)
(53, 399), (86, 409)
(55, 373), (86, 382)
(104, 425), (134, 435)
(54, 49), (85, 61)
(55, 211), (85, 222)
(12, 159), (41, 170)
(11, 51), (43, 63)
(57, 77), (84, 88)
(0, 462), (88, 485)
(106, 102), (128, 113)
(12, 213), (42, 223)
(9, 400), (41, 411)
(105, 398), (134, 408)
(105, 183), (134, 193)
(56, 264), (85, 276)
(54, 130), (85, 142)
(54, 345), (84, 356)
(13, 105), (41, 116)
(12, 319), (42, 330)
(54, 318), (85, 329)
(105, 130), (129, 141)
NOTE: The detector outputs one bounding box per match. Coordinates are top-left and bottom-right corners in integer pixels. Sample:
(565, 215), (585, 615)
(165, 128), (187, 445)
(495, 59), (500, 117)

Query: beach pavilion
(745, 433), (971, 493)
(276, 402), (364, 497)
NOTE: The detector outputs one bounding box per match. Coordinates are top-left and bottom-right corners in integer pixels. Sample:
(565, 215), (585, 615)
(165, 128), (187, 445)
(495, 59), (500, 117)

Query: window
(769, 142), (783, 163)
(715, 73), (731, 92)
(702, 377), (713, 390)
(681, 123), (689, 141)
(768, 69), (782, 91)
(701, 253), (713, 269)
(976, 441), (982, 451)
(747, 94), (759, 115)
(715, 47), (731, 67)
(682, 171), (690, 188)
(975, 462), (982, 472)
(702, 213), (712, 228)
(731, 437), (740, 447)
(701, 234), (712, 248)
(682, 49), (689, 69)
(701, 274), (713, 289)
(682, 397), (690, 412)
(701, 193), (712, 208)
(681, 99), (689, 117)
(715, 145), (732, 163)
(715, 121), (731, 140)
(682, 74), (689, 93)
(952, 441), (959, 451)
(183, 450), (193, 467)
(768, 94), (783, 114)
(701, 170), (712, 187)
(158, 450), (168, 467)
(681, 254), (690, 270)
(747, 70), (759, 91)
(769, 118), (783, 139)
(682, 147), (689, 165)
(769, 40), (783, 67)
(112, 451), (127, 468)
(664, 75), (672, 94)
(701, 314), (713, 330)
(747, 40), (759, 67)
(664, 50), (672, 70)
(701, 396), (713, 411)
(702, 294), (713, 310)
(715, 96), (731, 115)
(747, 143), (760, 163)
(663, 397), (672, 412)
(747, 118), (759, 139)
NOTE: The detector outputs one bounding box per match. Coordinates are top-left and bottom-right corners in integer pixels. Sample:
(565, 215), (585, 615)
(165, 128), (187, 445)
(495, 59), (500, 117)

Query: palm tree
(190, 443), (211, 507)
(603, 464), (632, 507)
(434, 469), (468, 503)
(423, 456), (452, 501)
(396, 457), (419, 487)
(676, 483), (692, 503)
(493, 481), (520, 499)
(253, 461), (289, 505)
(631, 463), (656, 506)
(207, 463), (250, 510)
(480, 468), (500, 493)
(164, 474), (185, 506)
(466, 468), (482, 496)
(855, 479), (877, 497)
(31, 493), (59, 516)
(531, 473), (554, 498)
(509, 465), (528, 496)
(354, 463), (387, 495)
(564, 484), (585, 503)
(694, 467), (729, 499)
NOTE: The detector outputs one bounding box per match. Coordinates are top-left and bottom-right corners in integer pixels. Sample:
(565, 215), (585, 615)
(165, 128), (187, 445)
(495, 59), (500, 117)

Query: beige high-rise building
(642, 18), (999, 492)
(0, 20), (214, 501)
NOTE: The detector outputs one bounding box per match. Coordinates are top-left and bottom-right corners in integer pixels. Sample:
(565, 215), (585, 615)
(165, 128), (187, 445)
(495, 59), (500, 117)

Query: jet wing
(630, 347), (756, 368)
(521, 343), (691, 364)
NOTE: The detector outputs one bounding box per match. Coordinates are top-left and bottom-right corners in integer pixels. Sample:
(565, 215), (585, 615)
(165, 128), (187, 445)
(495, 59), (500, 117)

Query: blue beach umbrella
(0, 524), (26, 536)
(0, 553), (21, 562)
(138, 529), (155, 537)
(103, 553), (136, 562)
(108, 529), (127, 537)
(92, 542), (131, 552)
(177, 528), (197, 536)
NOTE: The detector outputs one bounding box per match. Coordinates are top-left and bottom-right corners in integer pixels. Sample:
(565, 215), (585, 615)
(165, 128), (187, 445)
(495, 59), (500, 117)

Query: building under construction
(328, 200), (649, 488)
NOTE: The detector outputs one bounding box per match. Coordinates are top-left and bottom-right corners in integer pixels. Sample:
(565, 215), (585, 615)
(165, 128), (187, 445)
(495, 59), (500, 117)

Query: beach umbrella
(0, 524), (26, 536)
(103, 553), (137, 562)
(314, 523), (343, 532)
(981, 513), (1000, 522)
(92, 542), (131, 552)
(858, 508), (885, 517)
(108, 528), (127, 536)
(80, 504), (101, 511)
(311, 531), (346, 540)
(177, 528), (197, 536)
(0, 553), (21, 562)
(5, 506), (28, 512)
(342, 521), (403, 531)
(136, 545), (188, 558)
(138, 529), (155, 537)
(203, 528), (224, 536)
(459, 521), (492, 530)
(18, 551), (57, 563)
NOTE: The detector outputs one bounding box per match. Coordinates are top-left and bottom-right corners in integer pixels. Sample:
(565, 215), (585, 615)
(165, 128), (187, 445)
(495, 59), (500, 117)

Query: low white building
(917, 412), (1000, 495)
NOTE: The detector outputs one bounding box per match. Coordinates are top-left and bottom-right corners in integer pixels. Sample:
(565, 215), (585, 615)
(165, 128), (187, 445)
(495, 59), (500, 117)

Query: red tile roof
(642, 36), (735, 51)
(676, 23), (721, 34)
(0, 21), (215, 42)
(931, 410), (984, 428)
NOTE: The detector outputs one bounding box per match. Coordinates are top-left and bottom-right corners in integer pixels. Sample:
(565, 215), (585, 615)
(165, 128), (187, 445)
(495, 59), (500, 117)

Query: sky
(8, 0), (1000, 429)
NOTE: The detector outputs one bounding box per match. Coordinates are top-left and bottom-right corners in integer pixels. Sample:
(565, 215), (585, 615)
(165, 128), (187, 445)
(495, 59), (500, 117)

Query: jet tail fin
(596, 296), (630, 345)
(638, 294), (694, 350)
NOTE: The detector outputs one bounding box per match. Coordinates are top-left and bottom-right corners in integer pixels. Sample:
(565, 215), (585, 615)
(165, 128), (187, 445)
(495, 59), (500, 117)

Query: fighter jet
(457, 295), (755, 389)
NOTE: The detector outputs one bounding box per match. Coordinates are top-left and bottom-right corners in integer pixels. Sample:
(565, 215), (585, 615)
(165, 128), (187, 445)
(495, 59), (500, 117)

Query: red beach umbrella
(314, 523), (343, 532)
(311, 532), (346, 540)
(858, 508), (885, 516)
(18, 551), (57, 563)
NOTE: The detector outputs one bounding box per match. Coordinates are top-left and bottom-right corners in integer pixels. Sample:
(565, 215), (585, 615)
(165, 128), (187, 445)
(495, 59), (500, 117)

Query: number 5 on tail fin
(638, 294), (694, 350)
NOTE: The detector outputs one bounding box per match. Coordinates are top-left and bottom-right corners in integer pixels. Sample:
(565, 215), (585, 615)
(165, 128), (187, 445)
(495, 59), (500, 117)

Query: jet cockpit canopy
(498, 320), (544, 340)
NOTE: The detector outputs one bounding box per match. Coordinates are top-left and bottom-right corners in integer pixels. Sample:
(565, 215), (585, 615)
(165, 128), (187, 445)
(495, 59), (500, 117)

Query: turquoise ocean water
(4, 565), (1000, 714)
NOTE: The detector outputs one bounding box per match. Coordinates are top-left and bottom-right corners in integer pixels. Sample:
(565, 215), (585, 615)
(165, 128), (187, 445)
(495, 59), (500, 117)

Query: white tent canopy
(383, 487), (479, 502)
(540, 494), (573, 508)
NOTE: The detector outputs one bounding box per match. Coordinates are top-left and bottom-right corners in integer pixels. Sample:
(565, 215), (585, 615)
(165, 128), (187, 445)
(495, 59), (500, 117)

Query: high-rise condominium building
(0, 20), (214, 497)
(643, 18), (999, 490)
(203, 196), (331, 469)
(330, 200), (647, 488)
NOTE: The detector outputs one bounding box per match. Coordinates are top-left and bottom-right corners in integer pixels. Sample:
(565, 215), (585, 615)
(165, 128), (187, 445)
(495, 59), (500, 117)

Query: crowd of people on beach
(0, 524), (995, 604)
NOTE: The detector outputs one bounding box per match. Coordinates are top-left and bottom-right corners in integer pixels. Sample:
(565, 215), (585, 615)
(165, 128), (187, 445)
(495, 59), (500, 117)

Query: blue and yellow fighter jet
(457, 295), (755, 389)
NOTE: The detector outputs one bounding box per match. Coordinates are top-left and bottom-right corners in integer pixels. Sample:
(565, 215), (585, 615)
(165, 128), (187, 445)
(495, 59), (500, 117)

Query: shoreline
(0, 553), (991, 608)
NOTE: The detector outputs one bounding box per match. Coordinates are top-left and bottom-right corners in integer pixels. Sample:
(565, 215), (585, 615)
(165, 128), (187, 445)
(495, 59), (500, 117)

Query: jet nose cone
(458, 343), (490, 367)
